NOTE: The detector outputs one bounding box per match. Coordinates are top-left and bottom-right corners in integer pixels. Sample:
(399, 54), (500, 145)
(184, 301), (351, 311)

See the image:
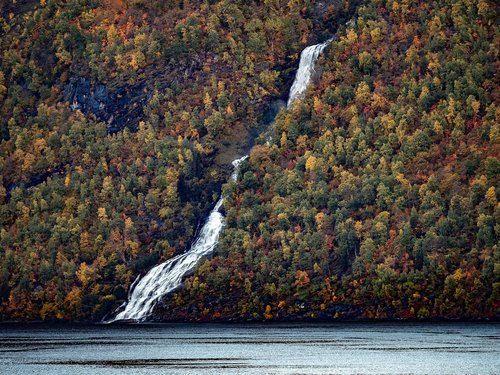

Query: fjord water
(110, 39), (332, 322)
(1, 323), (499, 375)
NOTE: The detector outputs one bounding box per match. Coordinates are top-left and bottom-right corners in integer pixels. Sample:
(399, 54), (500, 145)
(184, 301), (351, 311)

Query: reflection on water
(1, 322), (499, 374)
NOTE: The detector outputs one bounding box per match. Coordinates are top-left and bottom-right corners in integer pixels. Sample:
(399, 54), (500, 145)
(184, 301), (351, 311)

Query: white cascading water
(109, 38), (331, 322)
(287, 38), (332, 108)
(109, 156), (247, 322)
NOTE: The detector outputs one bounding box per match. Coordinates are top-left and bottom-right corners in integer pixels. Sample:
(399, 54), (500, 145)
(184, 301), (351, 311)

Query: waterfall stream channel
(108, 39), (332, 322)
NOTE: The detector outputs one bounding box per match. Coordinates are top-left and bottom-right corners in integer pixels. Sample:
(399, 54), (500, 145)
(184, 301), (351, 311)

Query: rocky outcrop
(1, 0), (37, 17)
(62, 77), (147, 134)
(311, 0), (361, 40)
(63, 78), (109, 121)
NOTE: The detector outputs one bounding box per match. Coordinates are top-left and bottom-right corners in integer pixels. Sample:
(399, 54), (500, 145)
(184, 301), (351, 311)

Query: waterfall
(287, 39), (332, 108)
(108, 156), (247, 322)
(108, 39), (331, 323)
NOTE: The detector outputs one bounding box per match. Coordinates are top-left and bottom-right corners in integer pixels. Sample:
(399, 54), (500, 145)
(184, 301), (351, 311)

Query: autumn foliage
(0, 0), (498, 321)
(160, 0), (499, 322)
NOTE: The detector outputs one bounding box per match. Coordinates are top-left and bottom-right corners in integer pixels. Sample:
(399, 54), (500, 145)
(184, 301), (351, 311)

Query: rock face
(313, 0), (335, 17)
(0, 0), (37, 17)
(63, 78), (109, 121)
(312, 0), (361, 40)
(62, 77), (147, 133)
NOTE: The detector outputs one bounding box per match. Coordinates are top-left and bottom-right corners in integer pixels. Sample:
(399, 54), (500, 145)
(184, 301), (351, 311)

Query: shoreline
(1, 317), (499, 325)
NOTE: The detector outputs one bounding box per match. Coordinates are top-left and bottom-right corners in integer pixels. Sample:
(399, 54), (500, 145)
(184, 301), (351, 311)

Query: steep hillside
(158, 0), (499, 321)
(0, 0), (357, 320)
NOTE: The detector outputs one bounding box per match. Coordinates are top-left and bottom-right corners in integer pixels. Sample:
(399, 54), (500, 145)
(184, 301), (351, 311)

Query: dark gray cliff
(62, 77), (147, 134)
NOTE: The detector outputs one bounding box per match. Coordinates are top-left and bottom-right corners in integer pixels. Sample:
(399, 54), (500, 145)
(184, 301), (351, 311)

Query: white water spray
(109, 38), (331, 322)
(287, 39), (332, 108)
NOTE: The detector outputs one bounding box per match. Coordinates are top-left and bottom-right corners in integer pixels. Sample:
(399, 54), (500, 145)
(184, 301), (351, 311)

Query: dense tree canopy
(0, 0), (356, 320)
(161, 0), (499, 321)
(0, 0), (498, 321)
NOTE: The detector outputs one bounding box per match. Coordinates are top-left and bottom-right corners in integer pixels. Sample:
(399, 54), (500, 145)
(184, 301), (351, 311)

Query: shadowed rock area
(62, 77), (147, 134)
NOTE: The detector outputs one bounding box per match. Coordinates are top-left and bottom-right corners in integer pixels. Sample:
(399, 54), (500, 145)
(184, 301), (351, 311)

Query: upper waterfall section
(287, 39), (332, 108)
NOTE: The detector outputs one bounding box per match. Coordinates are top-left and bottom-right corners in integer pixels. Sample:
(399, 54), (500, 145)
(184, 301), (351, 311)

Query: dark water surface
(1, 322), (499, 374)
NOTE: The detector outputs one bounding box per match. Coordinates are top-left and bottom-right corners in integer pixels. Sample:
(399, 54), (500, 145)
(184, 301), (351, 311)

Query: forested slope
(0, 0), (498, 322)
(159, 0), (500, 321)
(0, 0), (356, 320)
